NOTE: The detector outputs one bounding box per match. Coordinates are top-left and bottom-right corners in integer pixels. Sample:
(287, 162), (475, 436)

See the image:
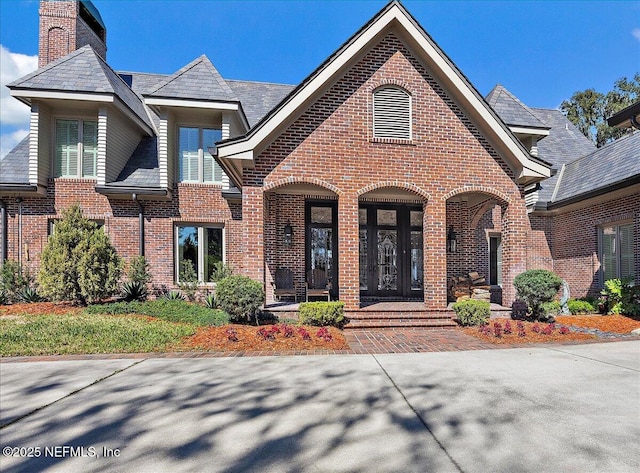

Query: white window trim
(175, 224), (226, 284)
(372, 86), (412, 141)
(53, 117), (98, 178)
(176, 125), (223, 184)
(598, 220), (635, 285)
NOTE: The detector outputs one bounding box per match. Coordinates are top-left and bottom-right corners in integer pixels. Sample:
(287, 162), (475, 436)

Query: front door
(359, 204), (423, 299)
(306, 201), (338, 299)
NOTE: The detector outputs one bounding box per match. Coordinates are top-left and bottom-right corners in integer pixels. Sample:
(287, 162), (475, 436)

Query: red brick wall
(245, 33), (529, 309)
(548, 192), (640, 298)
(1, 179), (240, 293)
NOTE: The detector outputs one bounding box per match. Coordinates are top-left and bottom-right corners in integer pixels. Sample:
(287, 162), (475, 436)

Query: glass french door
(359, 204), (423, 298)
(306, 202), (338, 299)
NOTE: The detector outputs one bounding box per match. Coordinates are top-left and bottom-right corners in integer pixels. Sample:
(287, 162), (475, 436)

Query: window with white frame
(601, 222), (635, 282)
(176, 225), (224, 283)
(55, 119), (98, 177)
(373, 86), (411, 140)
(178, 127), (223, 183)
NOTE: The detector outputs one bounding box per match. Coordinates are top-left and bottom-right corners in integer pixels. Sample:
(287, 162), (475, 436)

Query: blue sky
(1, 0), (639, 157)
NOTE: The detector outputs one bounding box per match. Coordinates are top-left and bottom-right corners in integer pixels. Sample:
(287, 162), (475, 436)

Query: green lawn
(0, 313), (196, 356)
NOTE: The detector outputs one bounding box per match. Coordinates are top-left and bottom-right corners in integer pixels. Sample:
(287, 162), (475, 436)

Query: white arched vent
(373, 86), (411, 140)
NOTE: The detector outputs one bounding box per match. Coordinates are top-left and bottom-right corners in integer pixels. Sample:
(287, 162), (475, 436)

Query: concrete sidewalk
(1, 341), (639, 472)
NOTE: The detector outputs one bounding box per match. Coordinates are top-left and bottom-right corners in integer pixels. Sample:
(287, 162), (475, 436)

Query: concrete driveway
(1, 341), (638, 472)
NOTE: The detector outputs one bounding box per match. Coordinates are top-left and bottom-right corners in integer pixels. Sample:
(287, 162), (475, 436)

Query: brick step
(345, 318), (458, 329)
(347, 310), (454, 320)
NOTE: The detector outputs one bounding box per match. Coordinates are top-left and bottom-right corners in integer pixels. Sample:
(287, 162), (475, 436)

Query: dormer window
(373, 86), (411, 140)
(178, 126), (223, 183)
(54, 119), (97, 178)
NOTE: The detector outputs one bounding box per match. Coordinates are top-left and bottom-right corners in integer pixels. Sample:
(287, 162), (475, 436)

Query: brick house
(1, 1), (638, 325)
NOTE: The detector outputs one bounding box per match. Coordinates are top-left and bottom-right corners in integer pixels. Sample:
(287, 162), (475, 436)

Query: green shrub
(0, 290), (8, 305)
(601, 278), (640, 316)
(452, 299), (490, 326)
(163, 290), (186, 301)
(540, 301), (561, 318)
(298, 301), (345, 327)
(513, 269), (562, 318)
(38, 205), (122, 304)
(215, 275), (264, 323)
(121, 281), (149, 302)
(567, 299), (596, 315)
(85, 299), (228, 326)
(1, 259), (32, 303)
(178, 259), (199, 301)
(208, 261), (233, 283)
(127, 255), (152, 285)
(20, 287), (44, 303)
(204, 293), (216, 309)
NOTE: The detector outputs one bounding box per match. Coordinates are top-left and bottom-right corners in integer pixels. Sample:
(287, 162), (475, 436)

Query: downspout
(0, 200), (7, 265)
(132, 194), (145, 256)
(16, 198), (23, 267)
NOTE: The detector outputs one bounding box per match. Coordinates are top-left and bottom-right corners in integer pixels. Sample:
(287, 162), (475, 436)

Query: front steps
(263, 301), (511, 329)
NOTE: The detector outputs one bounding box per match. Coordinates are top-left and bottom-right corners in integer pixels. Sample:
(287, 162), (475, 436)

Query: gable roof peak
(146, 54), (237, 102)
(486, 84), (549, 130)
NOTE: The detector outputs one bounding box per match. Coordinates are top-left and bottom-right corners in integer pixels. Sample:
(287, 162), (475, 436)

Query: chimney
(38, 0), (107, 68)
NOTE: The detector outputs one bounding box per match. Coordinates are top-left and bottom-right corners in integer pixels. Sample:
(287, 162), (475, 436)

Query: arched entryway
(263, 178), (341, 304)
(357, 183), (430, 302)
(444, 187), (510, 305)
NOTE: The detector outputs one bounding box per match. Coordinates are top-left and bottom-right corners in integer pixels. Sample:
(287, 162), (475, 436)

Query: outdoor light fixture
(283, 222), (294, 247)
(447, 225), (458, 253)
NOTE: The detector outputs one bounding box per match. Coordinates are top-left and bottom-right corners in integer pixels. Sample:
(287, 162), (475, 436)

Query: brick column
(501, 202), (528, 307)
(424, 198), (447, 309)
(338, 192), (359, 310)
(242, 186), (265, 285)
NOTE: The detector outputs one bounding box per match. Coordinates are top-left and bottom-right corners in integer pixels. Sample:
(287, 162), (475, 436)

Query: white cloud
(633, 28), (640, 42)
(0, 45), (38, 127)
(0, 128), (29, 159)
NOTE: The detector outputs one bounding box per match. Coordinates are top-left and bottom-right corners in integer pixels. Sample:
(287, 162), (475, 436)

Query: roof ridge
(226, 78), (296, 87)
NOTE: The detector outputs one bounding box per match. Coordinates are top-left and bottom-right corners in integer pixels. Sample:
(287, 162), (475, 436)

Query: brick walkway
(4, 328), (633, 363)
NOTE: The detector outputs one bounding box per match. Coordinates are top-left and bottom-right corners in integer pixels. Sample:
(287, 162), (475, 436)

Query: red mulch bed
(0, 302), (83, 316)
(556, 314), (640, 334)
(462, 320), (596, 344)
(179, 324), (349, 351)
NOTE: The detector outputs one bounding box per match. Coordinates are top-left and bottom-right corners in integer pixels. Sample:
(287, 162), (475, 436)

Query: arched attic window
(373, 86), (411, 140)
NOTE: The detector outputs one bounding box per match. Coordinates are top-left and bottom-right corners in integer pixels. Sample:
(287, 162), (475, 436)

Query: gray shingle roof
(0, 135), (30, 185)
(118, 72), (168, 95)
(552, 131), (640, 203)
(147, 55), (237, 102)
(226, 80), (295, 127)
(529, 108), (597, 202)
(8, 45), (152, 130)
(109, 137), (160, 188)
(486, 84), (549, 129)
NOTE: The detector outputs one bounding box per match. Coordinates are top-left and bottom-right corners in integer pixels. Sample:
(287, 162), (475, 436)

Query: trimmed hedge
(452, 299), (490, 326)
(513, 269), (562, 318)
(298, 301), (345, 327)
(567, 299), (596, 315)
(215, 275), (265, 323)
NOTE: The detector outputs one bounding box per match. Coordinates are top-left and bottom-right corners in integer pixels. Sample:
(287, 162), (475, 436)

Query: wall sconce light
(447, 225), (458, 253)
(283, 221), (293, 247)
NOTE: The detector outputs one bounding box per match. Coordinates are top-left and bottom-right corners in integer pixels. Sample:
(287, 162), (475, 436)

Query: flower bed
(180, 324), (348, 351)
(462, 320), (596, 344)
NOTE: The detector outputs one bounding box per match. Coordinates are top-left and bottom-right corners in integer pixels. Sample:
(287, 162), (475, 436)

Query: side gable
(217, 1), (551, 187)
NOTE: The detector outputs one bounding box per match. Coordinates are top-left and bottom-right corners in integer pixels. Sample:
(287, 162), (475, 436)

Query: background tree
(38, 205), (122, 304)
(561, 73), (639, 147)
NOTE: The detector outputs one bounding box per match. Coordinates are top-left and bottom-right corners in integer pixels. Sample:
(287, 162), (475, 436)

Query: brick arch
(47, 26), (70, 64)
(369, 79), (413, 96)
(442, 186), (511, 205)
(469, 199), (504, 229)
(357, 181), (431, 201)
(263, 176), (342, 196)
